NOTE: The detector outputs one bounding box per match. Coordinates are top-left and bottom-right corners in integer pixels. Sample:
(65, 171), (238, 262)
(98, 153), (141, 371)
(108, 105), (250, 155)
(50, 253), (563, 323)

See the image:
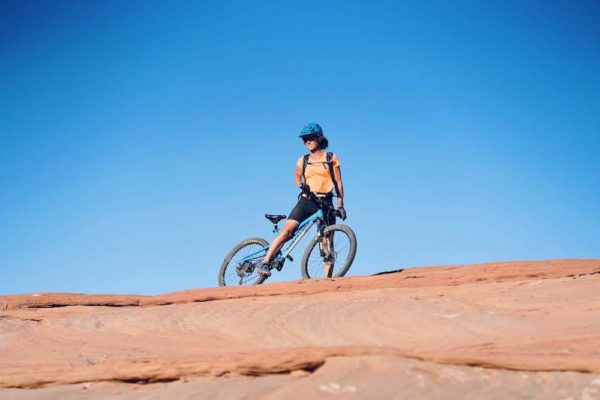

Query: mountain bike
(218, 192), (357, 286)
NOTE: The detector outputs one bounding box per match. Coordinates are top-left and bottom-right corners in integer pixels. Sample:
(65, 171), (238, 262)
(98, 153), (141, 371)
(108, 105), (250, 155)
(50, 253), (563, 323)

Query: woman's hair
(318, 136), (329, 150)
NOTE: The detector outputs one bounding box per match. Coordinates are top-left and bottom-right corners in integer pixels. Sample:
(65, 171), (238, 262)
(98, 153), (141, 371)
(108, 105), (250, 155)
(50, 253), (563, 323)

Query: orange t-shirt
(297, 153), (340, 194)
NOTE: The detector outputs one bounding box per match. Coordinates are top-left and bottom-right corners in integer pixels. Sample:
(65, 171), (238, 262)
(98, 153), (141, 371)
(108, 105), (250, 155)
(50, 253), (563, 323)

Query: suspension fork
(315, 219), (332, 259)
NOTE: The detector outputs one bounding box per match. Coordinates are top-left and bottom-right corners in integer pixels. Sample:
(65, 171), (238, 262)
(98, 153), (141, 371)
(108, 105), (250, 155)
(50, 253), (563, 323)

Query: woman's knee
(281, 228), (294, 239)
(281, 222), (299, 238)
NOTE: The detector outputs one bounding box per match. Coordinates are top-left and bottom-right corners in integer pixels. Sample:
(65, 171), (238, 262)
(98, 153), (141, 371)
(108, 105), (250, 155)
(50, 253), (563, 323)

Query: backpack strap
(327, 152), (340, 198)
(302, 152), (340, 197)
(302, 154), (310, 182)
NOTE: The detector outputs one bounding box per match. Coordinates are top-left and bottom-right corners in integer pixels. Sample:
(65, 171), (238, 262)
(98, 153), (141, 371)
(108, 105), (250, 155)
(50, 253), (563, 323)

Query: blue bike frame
(239, 209), (325, 265)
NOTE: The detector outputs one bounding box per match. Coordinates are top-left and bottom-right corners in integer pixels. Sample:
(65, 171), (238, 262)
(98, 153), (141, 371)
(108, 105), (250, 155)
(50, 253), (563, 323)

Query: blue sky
(1, 0), (598, 295)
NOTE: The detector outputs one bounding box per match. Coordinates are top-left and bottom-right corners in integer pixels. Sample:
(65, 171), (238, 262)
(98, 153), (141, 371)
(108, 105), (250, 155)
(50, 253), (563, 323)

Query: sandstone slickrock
(1, 259), (599, 399)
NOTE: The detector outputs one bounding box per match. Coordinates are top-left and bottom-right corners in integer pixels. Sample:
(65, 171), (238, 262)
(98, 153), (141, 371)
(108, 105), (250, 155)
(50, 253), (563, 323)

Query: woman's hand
(298, 182), (310, 194)
(336, 206), (347, 221)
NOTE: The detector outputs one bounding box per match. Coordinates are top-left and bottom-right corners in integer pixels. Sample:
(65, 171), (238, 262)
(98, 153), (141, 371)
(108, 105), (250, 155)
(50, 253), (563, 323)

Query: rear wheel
(218, 237), (269, 286)
(300, 224), (357, 279)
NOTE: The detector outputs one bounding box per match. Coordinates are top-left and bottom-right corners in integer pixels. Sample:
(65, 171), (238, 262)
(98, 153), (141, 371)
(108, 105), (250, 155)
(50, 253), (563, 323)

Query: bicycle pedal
(274, 260), (284, 271)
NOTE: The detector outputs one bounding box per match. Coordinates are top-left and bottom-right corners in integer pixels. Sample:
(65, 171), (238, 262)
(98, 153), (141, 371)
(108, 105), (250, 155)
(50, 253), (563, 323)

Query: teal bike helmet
(299, 122), (323, 138)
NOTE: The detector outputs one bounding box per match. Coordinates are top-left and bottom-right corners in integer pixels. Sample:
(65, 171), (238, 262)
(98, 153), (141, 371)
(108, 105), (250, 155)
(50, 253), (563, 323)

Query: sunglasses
(302, 136), (319, 143)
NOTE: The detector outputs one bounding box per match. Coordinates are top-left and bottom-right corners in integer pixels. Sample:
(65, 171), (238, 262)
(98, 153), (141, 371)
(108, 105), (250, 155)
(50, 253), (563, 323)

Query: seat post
(273, 224), (280, 234)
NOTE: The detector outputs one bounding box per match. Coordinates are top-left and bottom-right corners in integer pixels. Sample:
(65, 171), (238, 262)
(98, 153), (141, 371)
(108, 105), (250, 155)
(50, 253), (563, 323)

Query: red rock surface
(1, 259), (599, 398)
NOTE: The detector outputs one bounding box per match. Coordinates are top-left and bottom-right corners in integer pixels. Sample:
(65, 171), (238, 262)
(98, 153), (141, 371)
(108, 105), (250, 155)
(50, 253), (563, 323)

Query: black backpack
(302, 152), (341, 197)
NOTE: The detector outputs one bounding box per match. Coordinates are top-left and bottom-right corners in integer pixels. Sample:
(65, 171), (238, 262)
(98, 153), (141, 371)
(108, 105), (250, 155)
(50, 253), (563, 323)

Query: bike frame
(239, 209), (325, 266)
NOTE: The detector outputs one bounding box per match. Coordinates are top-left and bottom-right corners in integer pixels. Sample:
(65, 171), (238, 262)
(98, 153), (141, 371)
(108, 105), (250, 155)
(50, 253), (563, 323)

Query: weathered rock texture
(1, 259), (599, 399)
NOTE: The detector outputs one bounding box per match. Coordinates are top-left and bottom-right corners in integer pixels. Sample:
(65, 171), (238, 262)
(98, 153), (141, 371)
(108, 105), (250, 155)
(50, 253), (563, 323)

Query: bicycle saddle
(265, 214), (286, 224)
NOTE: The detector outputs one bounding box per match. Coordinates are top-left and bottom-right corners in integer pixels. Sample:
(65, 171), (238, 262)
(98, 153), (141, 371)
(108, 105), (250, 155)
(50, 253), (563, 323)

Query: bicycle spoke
(222, 243), (266, 286)
(304, 229), (352, 278)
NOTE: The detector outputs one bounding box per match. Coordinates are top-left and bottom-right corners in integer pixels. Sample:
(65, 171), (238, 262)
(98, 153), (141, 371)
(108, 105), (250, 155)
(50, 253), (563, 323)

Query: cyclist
(256, 122), (347, 277)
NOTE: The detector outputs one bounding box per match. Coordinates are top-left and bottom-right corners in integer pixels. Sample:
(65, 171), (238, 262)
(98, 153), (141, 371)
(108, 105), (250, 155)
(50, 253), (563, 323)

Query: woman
(256, 122), (346, 277)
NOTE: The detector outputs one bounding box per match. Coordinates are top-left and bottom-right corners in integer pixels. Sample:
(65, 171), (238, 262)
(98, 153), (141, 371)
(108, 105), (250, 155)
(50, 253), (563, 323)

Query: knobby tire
(300, 224), (357, 279)
(218, 237), (269, 286)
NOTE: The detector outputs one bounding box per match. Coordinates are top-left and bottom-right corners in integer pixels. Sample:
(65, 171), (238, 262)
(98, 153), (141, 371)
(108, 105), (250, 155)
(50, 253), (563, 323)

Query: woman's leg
(263, 219), (299, 264)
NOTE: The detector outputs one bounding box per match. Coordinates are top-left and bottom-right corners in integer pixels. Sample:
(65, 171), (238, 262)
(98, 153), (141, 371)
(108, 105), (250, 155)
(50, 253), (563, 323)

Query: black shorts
(288, 195), (336, 225)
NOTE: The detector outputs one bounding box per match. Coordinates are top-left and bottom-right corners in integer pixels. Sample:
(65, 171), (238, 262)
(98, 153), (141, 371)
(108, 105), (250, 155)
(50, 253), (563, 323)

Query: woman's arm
(295, 162), (303, 187)
(334, 165), (344, 207)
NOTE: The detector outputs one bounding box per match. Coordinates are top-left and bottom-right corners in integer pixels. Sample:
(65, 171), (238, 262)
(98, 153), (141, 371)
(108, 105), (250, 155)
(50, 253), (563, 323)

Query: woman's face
(303, 136), (319, 151)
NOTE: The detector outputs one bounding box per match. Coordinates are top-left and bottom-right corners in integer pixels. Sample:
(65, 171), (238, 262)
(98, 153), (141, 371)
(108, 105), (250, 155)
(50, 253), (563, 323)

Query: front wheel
(301, 224), (357, 279)
(218, 237), (269, 286)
